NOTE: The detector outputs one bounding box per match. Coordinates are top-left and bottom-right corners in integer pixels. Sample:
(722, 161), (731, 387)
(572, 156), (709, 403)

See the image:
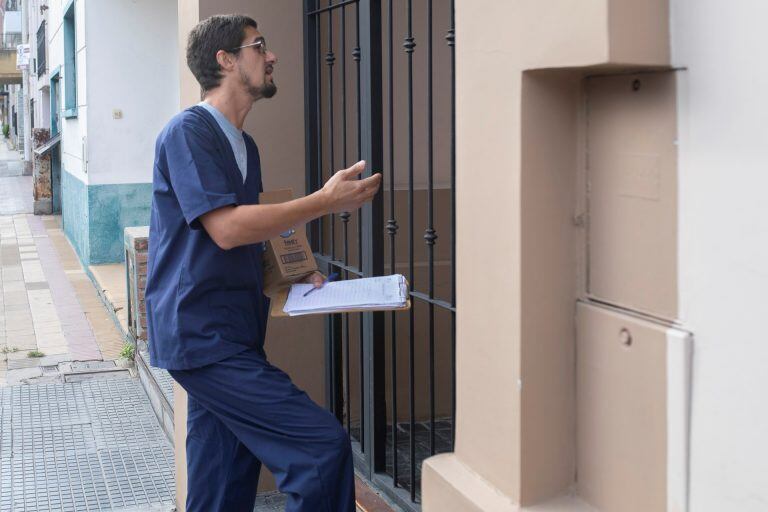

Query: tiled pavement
(0, 145), (31, 215)
(27, 216), (102, 361)
(0, 213), (132, 384)
(0, 374), (175, 512)
(0, 146), (176, 511)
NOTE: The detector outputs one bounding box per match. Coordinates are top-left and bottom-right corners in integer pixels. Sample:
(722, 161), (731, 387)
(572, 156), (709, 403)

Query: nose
(266, 50), (278, 65)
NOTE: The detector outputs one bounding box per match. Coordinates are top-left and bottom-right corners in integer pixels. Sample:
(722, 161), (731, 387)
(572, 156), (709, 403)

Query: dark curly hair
(186, 14), (258, 93)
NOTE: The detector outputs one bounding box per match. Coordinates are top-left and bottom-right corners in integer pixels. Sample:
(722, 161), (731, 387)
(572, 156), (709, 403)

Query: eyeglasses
(232, 38), (267, 55)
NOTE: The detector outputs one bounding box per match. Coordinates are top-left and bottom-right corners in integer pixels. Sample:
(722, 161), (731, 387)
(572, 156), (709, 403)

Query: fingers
(341, 160), (366, 178)
(336, 162), (381, 188)
(358, 174), (381, 203)
(323, 163), (381, 213)
(361, 173), (382, 190)
(302, 271), (325, 287)
(311, 272), (325, 288)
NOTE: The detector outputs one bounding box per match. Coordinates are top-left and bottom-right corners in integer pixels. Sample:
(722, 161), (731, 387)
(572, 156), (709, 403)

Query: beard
(240, 67), (277, 101)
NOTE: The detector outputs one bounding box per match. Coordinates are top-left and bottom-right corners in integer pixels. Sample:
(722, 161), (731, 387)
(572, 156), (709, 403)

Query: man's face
(235, 26), (278, 101)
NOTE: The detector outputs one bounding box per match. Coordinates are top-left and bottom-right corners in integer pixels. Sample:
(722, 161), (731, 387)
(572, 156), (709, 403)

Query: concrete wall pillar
(421, 0), (672, 510)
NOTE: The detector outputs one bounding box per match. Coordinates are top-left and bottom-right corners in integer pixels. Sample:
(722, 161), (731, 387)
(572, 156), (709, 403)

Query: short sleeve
(163, 120), (238, 228)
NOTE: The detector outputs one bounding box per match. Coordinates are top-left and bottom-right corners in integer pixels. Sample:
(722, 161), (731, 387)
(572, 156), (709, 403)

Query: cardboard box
(260, 189), (318, 297)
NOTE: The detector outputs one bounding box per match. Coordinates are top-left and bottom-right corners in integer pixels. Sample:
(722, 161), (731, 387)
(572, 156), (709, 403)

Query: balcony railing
(0, 33), (22, 51)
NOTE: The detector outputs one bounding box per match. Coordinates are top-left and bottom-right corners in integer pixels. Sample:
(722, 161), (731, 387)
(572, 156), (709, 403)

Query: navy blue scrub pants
(168, 348), (355, 512)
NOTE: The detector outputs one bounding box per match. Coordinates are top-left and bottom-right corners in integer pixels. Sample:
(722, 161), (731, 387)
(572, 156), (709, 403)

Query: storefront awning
(33, 133), (61, 156)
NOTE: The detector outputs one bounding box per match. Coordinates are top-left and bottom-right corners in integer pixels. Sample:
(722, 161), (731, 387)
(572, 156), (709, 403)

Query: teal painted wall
(62, 169), (152, 265)
(88, 183), (153, 264)
(62, 169), (90, 264)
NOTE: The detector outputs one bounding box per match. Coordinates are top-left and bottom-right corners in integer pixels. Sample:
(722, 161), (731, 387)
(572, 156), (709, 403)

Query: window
(63, 0), (77, 118)
(50, 67), (61, 135)
(37, 20), (46, 76)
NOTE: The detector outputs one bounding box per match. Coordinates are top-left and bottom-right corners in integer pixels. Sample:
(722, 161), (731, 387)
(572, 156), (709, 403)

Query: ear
(215, 50), (236, 72)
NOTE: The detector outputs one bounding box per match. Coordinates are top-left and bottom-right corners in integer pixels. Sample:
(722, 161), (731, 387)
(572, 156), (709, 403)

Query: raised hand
(319, 160), (382, 214)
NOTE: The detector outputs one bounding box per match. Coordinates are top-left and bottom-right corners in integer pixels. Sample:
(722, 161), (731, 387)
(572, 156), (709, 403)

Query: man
(145, 14), (381, 512)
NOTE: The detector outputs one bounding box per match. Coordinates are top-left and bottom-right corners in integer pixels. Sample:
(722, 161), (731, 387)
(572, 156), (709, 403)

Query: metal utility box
(586, 72), (678, 321)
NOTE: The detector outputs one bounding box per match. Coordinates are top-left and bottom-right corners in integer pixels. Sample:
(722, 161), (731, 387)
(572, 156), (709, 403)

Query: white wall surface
(4, 10), (21, 33)
(86, 0), (179, 186)
(671, 1), (768, 510)
(27, 0), (50, 131)
(47, 0), (88, 183)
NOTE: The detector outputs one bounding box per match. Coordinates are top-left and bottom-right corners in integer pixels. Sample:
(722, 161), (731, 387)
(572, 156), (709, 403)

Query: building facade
(422, 1), (768, 511)
(41, 0), (179, 265)
(13, 1), (766, 511)
(2, 0), (24, 154)
(166, 1), (768, 511)
(26, 0), (52, 135)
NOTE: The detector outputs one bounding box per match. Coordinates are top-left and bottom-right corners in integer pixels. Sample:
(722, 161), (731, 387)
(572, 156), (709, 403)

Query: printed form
(283, 274), (409, 316)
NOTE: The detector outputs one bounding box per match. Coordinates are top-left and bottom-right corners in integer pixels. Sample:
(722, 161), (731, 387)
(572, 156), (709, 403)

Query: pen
(303, 272), (339, 297)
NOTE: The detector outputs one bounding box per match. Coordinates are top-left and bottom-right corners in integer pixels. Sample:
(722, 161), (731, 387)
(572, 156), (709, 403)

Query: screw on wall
(632, 79), (642, 92)
(619, 327), (633, 347)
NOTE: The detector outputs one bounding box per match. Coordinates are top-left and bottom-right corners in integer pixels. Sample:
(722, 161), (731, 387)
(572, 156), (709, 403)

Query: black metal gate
(303, 1), (455, 508)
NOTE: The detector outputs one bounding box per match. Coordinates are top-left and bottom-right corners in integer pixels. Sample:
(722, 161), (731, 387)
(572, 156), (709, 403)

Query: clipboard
(268, 277), (412, 318)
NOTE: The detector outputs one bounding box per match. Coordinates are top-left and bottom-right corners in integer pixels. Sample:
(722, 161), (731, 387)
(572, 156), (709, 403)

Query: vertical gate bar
(425, 0), (437, 457)
(332, 312), (344, 420)
(341, 4), (352, 436)
(304, 2), (320, 252)
(385, 0), (399, 487)
(403, 0), (417, 500)
(344, 309), (351, 434)
(447, 0), (457, 449)
(359, 319), (365, 449)
(327, 3), (345, 425)
(355, 2), (362, 165)
(341, 6), (348, 171)
(327, 1), (337, 262)
(345, 308), (351, 431)
(305, 0), (335, 414)
(317, 6), (324, 254)
(353, 2), (367, 453)
(359, 0), (385, 476)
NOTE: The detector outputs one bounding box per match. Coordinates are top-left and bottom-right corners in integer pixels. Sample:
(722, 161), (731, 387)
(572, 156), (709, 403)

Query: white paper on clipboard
(283, 274), (408, 316)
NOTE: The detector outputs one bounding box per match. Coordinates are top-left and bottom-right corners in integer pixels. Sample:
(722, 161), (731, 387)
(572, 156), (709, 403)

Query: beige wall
(519, 70), (580, 502)
(175, 1), (684, 510)
(576, 303), (667, 512)
(422, 0), (674, 510)
(174, 2), (324, 509)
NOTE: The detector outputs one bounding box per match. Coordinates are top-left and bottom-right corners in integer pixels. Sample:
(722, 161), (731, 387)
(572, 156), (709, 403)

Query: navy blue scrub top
(145, 106), (269, 370)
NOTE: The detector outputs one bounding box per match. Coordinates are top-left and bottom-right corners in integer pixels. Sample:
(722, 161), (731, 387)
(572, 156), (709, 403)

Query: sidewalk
(0, 147), (393, 512)
(0, 142), (31, 215)
(0, 149), (176, 511)
(0, 214), (129, 383)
